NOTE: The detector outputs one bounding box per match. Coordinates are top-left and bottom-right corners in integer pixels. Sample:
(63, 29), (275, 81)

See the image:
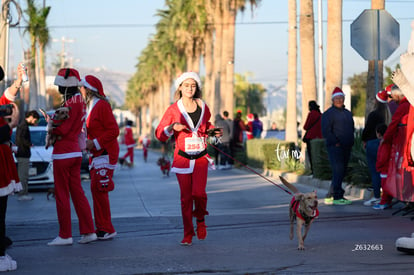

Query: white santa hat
(54, 68), (81, 87)
(331, 87), (345, 99)
(174, 71), (202, 90)
(80, 75), (105, 97)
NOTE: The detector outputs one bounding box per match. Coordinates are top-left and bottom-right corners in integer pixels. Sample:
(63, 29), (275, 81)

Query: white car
(11, 126), (54, 189)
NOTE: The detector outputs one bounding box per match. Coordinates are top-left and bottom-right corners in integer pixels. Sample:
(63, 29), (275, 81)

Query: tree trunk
(325, 0), (343, 110)
(38, 44), (47, 109)
(220, 0), (235, 116)
(285, 0), (298, 142)
(213, 3), (223, 116)
(299, 0), (317, 129)
(366, 0), (385, 118)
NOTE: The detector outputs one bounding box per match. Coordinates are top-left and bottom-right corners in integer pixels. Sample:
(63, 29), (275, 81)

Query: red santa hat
(376, 84), (394, 103)
(376, 89), (389, 103)
(247, 113), (254, 121)
(80, 75), (105, 97)
(174, 71), (202, 90)
(54, 68), (81, 87)
(331, 87), (345, 99)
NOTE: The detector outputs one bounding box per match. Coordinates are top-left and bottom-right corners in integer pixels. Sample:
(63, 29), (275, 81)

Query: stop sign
(351, 9), (399, 60)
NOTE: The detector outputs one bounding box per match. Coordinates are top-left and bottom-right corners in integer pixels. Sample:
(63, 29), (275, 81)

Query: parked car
(11, 126), (54, 189)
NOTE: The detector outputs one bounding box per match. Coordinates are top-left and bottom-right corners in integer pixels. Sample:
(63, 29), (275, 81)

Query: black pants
(0, 195), (8, 256)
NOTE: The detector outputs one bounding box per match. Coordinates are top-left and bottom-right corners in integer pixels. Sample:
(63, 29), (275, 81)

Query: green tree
(234, 73), (266, 116)
(25, 0), (51, 109)
(347, 72), (367, 117)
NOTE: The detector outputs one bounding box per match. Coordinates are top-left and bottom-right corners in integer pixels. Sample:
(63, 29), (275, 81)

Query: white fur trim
(80, 78), (98, 92)
(171, 159), (195, 174)
(174, 72), (202, 90)
(52, 152), (82, 159)
(4, 88), (16, 101)
(0, 180), (22, 196)
(54, 75), (80, 87)
(163, 126), (173, 137)
(93, 138), (101, 151)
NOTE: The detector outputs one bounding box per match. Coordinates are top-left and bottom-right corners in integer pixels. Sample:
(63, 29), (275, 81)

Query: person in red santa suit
(120, 120), (135, 166)
(245, 113), (254, 140)
(0, 64), (24, 271)
(155, 71), (220, 246)
(80, 75), (119, 240)
(139, 134), (150, 162)
(48, 68), (97, 246)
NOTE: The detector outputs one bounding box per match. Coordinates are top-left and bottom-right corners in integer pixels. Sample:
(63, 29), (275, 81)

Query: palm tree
(365, 0), (385, 118)
(325, 0), (342, 110)
(25, 0), (50, 110)
(299, 0), (317, 129)
(285, 0), (298, 142)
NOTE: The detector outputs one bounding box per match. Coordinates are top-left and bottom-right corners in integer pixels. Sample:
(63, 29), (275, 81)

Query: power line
(10, 15), (414, 30)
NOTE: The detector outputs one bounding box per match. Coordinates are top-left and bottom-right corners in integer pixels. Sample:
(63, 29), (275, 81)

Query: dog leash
(207, 141), (293, 196)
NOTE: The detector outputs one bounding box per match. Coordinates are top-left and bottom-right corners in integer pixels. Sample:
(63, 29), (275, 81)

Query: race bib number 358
(185, 137), (205, 153)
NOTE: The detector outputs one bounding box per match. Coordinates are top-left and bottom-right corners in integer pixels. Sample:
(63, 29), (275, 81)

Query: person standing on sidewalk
(80, 75), (119, 240)
(302, 100), (322, 174)
(0, 64), (25, 272)
(321, 87), (355, 205)
(120, 120), (135, 166)
(15, 110), (39, 201)
(48, 68), (97, 246)
(155, 72), (219, 246)
(214, 113), (232, 169)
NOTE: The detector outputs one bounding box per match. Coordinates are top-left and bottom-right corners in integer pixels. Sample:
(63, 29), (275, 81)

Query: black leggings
(0, 196), (8, 256)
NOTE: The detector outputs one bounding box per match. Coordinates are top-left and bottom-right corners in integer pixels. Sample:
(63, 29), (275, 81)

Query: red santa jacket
(52, 93), (85, 160)
(376, 139), (391, 177)
(303, 110), (322, 139)
(123, 126), (135, 148)
(155, 99), (214, 174)
(383, 97), (410, 145)
(0, 89), (15, 130)
(86, 98), (120, 168)
(0, 89), (22, 194)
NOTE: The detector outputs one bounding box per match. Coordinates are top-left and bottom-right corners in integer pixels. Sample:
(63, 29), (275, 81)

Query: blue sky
(7, 0), (414, 88)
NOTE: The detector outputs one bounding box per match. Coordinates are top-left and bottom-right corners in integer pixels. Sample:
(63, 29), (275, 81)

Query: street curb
(263, 169), (371, 200)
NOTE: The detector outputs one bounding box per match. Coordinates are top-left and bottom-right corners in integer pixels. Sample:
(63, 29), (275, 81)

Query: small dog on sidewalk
(279, 176), (319, 250)
(157, 157), (171, 177)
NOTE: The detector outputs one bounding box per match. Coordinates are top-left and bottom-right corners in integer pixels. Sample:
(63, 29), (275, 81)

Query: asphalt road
(5, 147), (414, 274)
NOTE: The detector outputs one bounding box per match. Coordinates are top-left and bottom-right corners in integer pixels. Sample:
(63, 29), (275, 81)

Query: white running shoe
(78, 233), (97, 244)
(0, 254), (17, 271)
(47, 236), (73, 246)
(363, 197), (381, 206)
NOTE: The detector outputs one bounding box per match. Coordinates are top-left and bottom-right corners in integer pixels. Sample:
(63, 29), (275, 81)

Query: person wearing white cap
(321, 87), (355, 205)
(155, 71), (221, 246)
(80, 75), (119, 241)
(48, 68), (97, 246)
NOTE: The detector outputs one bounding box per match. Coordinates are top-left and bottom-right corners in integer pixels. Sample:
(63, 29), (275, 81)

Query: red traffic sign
(351, 9), (399, 60)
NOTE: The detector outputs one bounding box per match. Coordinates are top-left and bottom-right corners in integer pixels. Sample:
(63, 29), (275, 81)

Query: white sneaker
(97, 231), (117, 240)
(396, 237), (414, 254)
(363, 197), (380, 206)
(47, 236), (73, 246)
(0, 254), (17, 271)
(78, 233), (97, 244)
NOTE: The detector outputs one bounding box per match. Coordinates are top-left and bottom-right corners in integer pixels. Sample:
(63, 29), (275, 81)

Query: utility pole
(53, 36), (74, 68)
